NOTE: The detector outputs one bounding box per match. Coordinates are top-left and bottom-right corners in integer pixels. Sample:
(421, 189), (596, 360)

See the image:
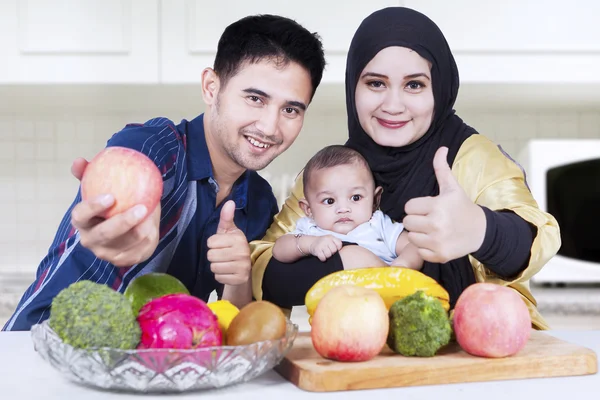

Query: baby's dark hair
(302, 145), (372, 190)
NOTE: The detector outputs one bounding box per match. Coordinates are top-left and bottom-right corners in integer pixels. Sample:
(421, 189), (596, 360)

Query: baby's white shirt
(291, 210), (404, 264)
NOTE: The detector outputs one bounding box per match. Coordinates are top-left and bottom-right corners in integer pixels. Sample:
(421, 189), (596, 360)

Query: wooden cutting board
(275, 331), (597, 392)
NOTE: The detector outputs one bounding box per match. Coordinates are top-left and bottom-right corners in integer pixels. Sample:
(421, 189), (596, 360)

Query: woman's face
(355, 46), (434, 148)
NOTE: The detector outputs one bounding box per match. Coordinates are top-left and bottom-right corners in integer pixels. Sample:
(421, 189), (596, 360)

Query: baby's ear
(373, 186), (383, 211)
(299, 198), (311, 217)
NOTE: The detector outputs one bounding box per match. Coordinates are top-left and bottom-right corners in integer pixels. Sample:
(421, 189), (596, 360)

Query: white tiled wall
(0, 84), (598, 325)
(2, 107), (599, 279)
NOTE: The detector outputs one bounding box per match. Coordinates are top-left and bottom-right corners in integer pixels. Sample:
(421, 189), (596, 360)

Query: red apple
(81, 146), (163, 219)
(453, 282), (531, 358)
(310, 285), (389, 362)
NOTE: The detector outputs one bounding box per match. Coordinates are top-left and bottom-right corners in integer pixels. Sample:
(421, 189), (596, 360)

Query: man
(4, 14), (326, 331)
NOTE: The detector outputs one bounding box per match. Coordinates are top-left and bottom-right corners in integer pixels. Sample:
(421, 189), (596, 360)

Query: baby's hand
(309, 235), (343, 262)
(391, 242), (424, 271)
(390, 255), (423, 271)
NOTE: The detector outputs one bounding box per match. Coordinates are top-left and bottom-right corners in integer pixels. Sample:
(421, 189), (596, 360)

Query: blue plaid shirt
(4, 114), (278, 331)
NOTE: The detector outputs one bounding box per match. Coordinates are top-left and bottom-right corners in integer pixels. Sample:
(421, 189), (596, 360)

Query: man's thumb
(433, 147), (457, 194)
(71, 157), (89, 181)
(217, 200), (237, 233)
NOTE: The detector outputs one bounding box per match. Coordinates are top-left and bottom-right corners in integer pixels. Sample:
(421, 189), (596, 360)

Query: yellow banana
(305, 268), (450, 321)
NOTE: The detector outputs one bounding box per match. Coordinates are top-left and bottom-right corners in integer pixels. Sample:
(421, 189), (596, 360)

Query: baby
(272, 145), (423, 270)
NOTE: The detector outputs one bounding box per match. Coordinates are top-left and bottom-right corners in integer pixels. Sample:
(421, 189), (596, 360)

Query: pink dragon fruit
(137, 293), (222, 349)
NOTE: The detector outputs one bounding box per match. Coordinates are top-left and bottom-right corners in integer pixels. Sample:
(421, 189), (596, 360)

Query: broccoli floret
(49, 280), (141, 349)
(387, 290), (452, 357)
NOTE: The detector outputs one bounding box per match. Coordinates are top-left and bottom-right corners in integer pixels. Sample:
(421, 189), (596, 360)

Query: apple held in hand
(81, 146), (163, 219)
(311, 285), (389, 362)
(453, 282), (531, 358)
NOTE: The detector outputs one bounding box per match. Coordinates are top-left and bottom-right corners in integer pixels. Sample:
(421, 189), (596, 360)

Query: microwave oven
(519, 139), (600, 284)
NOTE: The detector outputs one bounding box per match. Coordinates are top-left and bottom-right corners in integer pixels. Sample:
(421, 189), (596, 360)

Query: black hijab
(345, 7), (478, 306)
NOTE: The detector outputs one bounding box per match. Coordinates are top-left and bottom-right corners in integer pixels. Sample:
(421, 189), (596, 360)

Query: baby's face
(303, 162), (377, 234)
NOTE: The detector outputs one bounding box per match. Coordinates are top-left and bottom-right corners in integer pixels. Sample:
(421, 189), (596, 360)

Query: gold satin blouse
(250, 135), (561, 330)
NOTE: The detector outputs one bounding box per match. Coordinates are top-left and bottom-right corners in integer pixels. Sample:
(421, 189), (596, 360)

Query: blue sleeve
(3, 118), (186, 331)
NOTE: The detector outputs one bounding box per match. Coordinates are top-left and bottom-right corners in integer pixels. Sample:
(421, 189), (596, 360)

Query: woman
(250, 7), (560, 329)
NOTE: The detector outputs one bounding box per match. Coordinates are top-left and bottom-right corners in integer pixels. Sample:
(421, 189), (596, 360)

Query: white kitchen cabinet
(159, 0), (399, 84)
(162, 0), (599, 85)
(0, 1), (596, 85)
(403, 0), (600, 83)
(0, 0), (159, 83)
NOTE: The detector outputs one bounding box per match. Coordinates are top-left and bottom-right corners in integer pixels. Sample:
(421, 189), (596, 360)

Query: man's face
(206, 59), (313, 171)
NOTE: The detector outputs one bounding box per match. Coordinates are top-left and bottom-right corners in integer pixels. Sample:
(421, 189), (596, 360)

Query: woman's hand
(402, 147), (487, 263)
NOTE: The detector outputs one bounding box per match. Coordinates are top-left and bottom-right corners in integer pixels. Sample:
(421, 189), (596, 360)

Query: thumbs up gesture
(402, 147), (487, 263)
(207, 200), (251, 286)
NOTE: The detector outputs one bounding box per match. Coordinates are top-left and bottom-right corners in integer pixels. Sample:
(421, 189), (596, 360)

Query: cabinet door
(403, 0), (600, 83)
(160, 0), (399, 84)
(0, 0), (159, 83)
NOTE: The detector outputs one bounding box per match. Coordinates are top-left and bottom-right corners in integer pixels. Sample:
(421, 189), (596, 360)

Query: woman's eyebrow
(405, 73), (430, 81)
(360, 72), (430, 81)
(361, 72), (387, 79)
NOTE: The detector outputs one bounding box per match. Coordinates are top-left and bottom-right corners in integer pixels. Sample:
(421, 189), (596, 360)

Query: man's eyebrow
(286, 100), (307, 111)
(243, 88), (270, 98)
(243, 88), (307, 111)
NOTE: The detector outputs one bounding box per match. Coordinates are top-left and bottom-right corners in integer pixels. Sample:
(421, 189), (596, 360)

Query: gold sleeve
(250, 172), (306, 305)
(453, 135), (561, 330)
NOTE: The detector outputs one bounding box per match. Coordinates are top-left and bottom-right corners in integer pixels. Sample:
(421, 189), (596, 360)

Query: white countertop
(1, 329), (598, 400)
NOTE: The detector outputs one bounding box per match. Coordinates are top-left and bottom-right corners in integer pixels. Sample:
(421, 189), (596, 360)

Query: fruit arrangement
(306, 268), (532, 362)
(48, 272), (289, 351)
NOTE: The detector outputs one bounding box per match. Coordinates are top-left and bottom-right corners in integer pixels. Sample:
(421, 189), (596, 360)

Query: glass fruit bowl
(30, 319), (298, 393)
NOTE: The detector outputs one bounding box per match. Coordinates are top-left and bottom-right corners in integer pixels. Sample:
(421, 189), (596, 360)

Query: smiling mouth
(245, 136), (272, 149)
(376, 118), (409, 129)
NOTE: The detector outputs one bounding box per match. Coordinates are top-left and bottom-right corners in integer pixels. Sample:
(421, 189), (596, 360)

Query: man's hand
(207, 200), (251, 286)
(308, 235), (343, 262)
(403, 147), (486, 263)
(70, 157), (161, 267)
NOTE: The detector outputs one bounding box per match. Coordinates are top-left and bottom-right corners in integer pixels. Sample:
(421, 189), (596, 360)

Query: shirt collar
(182, 113), (249, 210)
(184, 114), (213, 181)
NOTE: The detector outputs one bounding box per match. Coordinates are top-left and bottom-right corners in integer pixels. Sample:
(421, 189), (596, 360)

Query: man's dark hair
(214, 14), (326, 101)
(303, 145), (372, 190)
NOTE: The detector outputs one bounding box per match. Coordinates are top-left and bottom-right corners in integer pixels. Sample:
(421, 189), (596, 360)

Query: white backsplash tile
(14, 120), (35, 140)
(0, 141), (16, 161)
(579, 112), (600, 138)
(55, 121), (77, 143)
(0, 105), (598, 292)
(0, 250), (17, 271)
(16, 142), (35, 161)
